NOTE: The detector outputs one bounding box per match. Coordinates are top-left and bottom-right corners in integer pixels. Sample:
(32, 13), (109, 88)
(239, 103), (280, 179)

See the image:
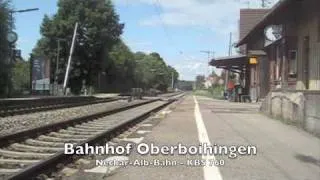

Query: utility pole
(29, 53), (34, 95)
(200, 50), (215, 77)
(171, 71), (174, 89)
(225, 32), (233, 92)
(228, 32), (233, 56)
(55, 39), (61, 85)
(63, 22), (78, 95)
(54, 38), (67, 95)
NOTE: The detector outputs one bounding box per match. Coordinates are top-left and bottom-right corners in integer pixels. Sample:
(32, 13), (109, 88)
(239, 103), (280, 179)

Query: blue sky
(12, 0), (277, 81)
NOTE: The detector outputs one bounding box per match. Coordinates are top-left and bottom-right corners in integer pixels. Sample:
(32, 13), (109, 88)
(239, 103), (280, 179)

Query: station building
(210, 0), (320, 136)
(210, 8), (269, 102)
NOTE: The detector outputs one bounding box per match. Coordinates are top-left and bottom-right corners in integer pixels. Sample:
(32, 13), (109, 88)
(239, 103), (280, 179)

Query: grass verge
(193, 86), (225, 100)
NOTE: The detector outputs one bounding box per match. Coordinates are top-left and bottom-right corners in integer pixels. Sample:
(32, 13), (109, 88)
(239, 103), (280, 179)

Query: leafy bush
(207, 85), (225, 99)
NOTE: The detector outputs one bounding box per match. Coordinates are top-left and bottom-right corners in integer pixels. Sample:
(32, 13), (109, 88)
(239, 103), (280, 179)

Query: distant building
(204, 77), (213, 88)
(204, 75), (223, 88)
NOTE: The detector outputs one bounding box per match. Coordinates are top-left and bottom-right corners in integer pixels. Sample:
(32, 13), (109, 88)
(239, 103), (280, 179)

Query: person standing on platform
(227, 79), (235, 101)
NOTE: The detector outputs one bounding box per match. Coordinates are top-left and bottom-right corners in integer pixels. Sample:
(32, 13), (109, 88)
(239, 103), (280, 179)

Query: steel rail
(0, 99), (159, 148)
(7, 98), (178, 180)
(0, 96), (126, 117)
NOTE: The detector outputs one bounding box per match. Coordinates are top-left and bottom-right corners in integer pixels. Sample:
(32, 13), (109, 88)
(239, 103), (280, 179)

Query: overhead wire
(152, 0), (216, 78)
(152, 0), (185, 75)
(152, 1), (205, 62)
(152, 0), (178, 49)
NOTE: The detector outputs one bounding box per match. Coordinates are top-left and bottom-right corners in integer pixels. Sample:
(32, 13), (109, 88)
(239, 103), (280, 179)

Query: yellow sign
(249, 57), (258, 64)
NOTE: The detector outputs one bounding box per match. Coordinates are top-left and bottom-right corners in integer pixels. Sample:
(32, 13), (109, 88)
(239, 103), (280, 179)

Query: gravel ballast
(0, 100), (144, 136)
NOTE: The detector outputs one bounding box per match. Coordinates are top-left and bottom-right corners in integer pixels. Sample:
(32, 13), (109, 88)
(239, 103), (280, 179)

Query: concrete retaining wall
(260, 90), (320, 137)
(304, 93), (320, 136)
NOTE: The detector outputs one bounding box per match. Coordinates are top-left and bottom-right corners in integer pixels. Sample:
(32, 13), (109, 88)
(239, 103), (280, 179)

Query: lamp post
(6, 8), (39, 97)
(225, 32), (233, 93)
(9, 8), (39, 30)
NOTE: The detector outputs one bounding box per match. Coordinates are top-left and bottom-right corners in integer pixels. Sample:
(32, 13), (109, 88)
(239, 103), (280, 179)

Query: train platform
(59, 95), (320, 180)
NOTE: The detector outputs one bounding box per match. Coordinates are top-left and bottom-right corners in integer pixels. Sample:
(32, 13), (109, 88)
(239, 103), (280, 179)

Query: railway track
(0, 93), (184, 180)
(0, 92), (181, 117)
(0, 96), (125, 117)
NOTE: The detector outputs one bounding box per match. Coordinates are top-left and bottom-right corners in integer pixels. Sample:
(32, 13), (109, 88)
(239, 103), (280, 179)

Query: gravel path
(0, 99), (145, 136)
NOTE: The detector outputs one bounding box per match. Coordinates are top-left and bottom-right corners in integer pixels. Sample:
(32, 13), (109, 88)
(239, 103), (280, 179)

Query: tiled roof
(239, 9), (270, 41)
(236, 0), (292, 47)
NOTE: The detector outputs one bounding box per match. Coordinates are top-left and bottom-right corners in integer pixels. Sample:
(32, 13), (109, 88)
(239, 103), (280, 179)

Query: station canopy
(209, 55), (248, 74)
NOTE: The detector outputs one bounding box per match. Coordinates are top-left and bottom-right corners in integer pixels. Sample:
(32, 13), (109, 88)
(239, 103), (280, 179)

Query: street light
(9, 8), (39, 30)
(6, 8), (39, 97)
(11, 8), (39, 13)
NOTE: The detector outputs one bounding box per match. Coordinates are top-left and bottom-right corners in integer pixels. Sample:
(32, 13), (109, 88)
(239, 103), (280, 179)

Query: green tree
(12, 60), (30, 95)
(133, 52), (179, 92)
(105, 39), (135, 92)
(33, 0), (124, 94)
(177, 80), (193, 91)
(211, 69), (217, 76)
(195, 75), (205, 89)
(167, 65), (179, 88)
(33, 0), (179, 94)
(0, 0), (12, 97)
(148, 53), (169, 91)
(133, 52), (155, 89)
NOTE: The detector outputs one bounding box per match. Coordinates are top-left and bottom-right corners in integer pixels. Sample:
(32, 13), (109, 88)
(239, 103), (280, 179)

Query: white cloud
(172, 60), (223, 80)
(122, 37), (154, 53)
(16, 38), (32, 60)
(17, 38), (30, 44)
(171, 56), (208, 80)
(121, 0), (278, 37)
(115, 0), (279, 80)
(169, 50), (226, 80)
(125, 40), (153, 47)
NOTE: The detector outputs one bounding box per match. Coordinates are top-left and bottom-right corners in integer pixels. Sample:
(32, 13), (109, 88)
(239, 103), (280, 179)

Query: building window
(288, 50), (297, 78)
